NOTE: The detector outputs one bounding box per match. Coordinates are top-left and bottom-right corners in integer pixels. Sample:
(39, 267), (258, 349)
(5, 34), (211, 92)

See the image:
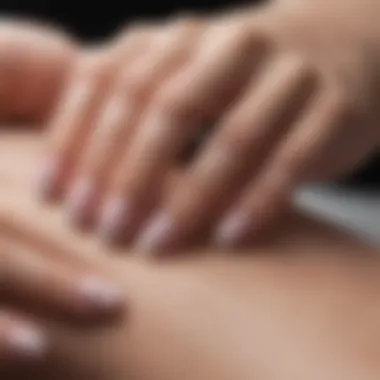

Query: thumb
(0, 18), (80, 123)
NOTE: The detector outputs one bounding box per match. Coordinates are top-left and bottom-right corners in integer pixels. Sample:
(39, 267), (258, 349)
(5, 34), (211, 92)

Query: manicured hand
(40, 5), (380, 253)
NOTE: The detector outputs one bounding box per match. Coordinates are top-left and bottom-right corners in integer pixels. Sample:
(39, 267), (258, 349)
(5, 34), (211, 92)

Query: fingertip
(36, 156), (65, 201)
(136, 211), (176, 255)
(5, 325), (48, 360)
(76, 276), (125, 315)
(97, 196), (132, 244)
(214, 209), (251, 248)
(65, 177), (96, 228)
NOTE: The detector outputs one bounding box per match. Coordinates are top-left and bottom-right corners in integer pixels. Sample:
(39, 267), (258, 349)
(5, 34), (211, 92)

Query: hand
(0, 239), (124, 367)
(40, 3), (380, 254)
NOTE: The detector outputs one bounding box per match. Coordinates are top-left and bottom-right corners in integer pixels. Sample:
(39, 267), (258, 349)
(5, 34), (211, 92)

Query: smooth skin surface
(41, 0), (380, 254)
(1, 129), (380, 380)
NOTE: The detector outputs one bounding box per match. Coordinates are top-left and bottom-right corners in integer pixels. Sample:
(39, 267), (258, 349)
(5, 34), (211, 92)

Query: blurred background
(0, 0), (254, 41)
(0, 0), (378, 186)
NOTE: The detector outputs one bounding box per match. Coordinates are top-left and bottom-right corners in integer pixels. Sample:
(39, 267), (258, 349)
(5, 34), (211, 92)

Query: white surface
(296, 185), (380, 245)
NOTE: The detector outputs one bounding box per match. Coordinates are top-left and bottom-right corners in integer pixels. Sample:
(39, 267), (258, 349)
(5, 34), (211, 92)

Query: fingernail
(97, 196), (131, 243)
(37, 157), (63, 200)
(66, 178), (95, 226)
(6, 326), (47, 359)
(77, 276), (123, 312)
(137, 212), (174, 254)
(215, 210), (250, 247)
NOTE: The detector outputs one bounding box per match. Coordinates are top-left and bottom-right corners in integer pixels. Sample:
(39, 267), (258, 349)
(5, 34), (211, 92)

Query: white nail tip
(215, 212), (248, 246)
(137, 213), (173, 252)
(7, 326), (47, 358)
(66, 179), (93, 221)
(78, 277), (123, 310)
(36, 159), (59, 198)
(97, 197), (128, 242)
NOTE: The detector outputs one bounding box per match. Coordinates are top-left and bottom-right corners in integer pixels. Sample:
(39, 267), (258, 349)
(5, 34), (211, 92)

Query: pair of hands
(1, 0), (380, 368)
(1, 0), (380, 369)
(38, 1), (380, 255)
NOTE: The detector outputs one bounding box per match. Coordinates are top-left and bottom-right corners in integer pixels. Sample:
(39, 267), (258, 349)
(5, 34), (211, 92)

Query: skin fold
(1, 129), (380, 380)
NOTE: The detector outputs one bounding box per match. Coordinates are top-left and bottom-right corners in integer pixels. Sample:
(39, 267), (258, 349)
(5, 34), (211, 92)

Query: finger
(0, 243), (124, 321)
(97, 22), (268, 243)
(0, 310), (47, 362)
(215, 86), (350, 247)
(0, 20), (78, 123)
(136, 54), (316, 253)
(37, 50), (116, 201)
(38, 26), (154, 201)
(65, 19), (203, 227)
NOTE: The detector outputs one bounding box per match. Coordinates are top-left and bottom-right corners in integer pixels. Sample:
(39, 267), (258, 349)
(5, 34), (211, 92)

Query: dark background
(0, 0), (378, 185)
(0, 0), (254, 41)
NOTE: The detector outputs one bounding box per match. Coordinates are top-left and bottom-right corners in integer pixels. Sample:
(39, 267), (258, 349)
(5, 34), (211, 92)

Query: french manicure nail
(37, 157), (63, 200)
(66, 178), (94, 225)
(6, 326), (47, 359)
(215, 210), (250, 247)
(137, 212), (174, 254)
(77, 276), (123, 312)
(97, 197), (132, 243)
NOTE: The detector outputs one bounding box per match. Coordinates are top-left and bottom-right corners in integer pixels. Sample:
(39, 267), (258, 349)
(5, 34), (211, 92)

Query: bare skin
(2, 128), (380, 380)
(0, 19), (79, 123)
(40, 0), (380, 254)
